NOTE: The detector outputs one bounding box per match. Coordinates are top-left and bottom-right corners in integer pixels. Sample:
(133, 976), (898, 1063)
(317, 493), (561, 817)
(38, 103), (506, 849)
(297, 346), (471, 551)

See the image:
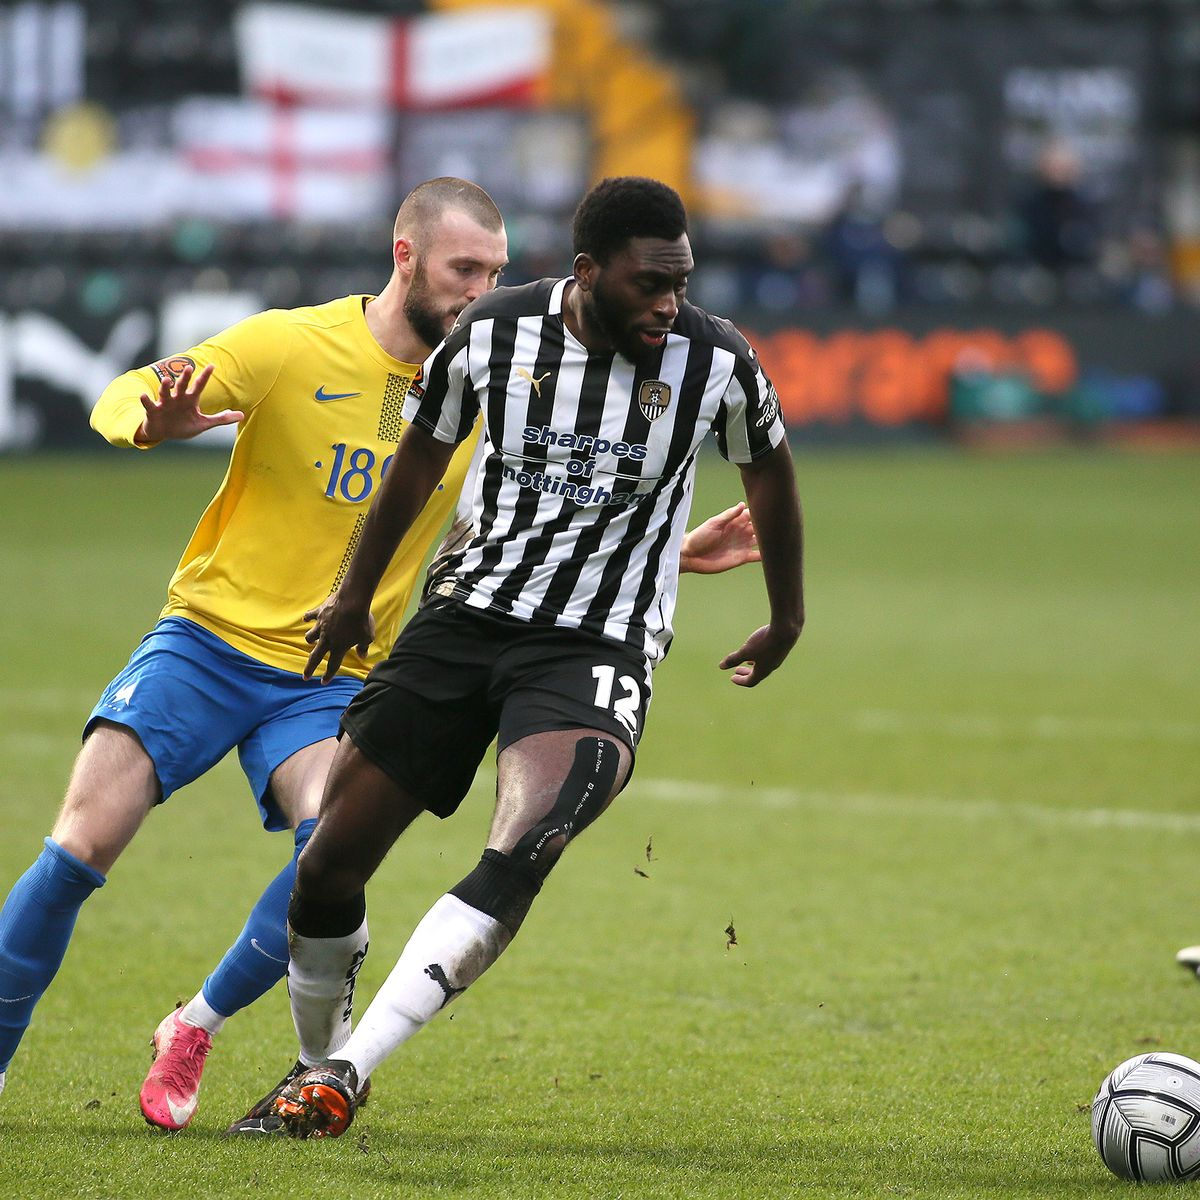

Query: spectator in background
(746, 230), (830, 314)
(1014, 139), (1101, 273)
(823, 181), (904, 315)
(1118, 226), (1176, 313)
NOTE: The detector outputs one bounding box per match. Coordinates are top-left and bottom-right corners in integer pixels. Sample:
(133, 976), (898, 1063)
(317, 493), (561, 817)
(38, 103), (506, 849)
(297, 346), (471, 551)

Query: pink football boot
(139, 1009), (213, 1130)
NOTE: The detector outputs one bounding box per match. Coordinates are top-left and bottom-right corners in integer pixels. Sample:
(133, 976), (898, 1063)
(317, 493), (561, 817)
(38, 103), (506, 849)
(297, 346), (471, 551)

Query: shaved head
(394, 177), (503, 245)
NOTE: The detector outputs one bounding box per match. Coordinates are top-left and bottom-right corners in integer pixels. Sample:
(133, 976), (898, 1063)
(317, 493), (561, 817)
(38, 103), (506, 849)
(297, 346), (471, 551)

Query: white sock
(286, 918), (369, 1066)
(180, 992), (226, 1036)
(0, 1069), (6, 1099)
(340, 895), (509, 1081)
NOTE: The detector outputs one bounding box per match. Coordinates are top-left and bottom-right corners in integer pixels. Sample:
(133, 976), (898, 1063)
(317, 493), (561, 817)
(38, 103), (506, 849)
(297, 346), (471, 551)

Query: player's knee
(509, 736), (623, 874)
(294, 815), (373, 888)
(293, 839), (358, 901)
(453, 737), (622, 934)
(48, 826), (114, 874)
(52, 734), (158, 872)
(288, 872), (366, 938)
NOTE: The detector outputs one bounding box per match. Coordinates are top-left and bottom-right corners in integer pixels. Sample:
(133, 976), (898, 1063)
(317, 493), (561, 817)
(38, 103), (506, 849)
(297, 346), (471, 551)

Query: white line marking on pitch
(854, 708), (1200, 743)
(633, 778), (1200, 835)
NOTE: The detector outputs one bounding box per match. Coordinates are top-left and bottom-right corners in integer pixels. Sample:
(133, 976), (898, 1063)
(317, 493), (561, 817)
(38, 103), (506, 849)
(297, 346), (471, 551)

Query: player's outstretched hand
(680, 502), (760, 575)
(137, 362), (243, 443)
(719, 622), (800, 687)
(303, 592), (376, 683)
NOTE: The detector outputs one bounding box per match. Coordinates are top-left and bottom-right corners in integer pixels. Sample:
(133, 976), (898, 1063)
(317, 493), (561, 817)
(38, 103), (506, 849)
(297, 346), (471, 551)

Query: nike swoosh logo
(314, 386), (361, 403)
(250, 938), (288, 964)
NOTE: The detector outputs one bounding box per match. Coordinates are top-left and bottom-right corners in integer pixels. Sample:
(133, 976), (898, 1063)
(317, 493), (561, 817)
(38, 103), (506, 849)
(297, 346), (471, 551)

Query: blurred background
(2, 0), (1199, 451)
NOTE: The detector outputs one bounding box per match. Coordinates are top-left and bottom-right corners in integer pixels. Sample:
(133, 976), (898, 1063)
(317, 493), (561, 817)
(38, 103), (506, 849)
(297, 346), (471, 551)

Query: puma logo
(424, 962), (466, 1009)
(515, 367), (551, 398)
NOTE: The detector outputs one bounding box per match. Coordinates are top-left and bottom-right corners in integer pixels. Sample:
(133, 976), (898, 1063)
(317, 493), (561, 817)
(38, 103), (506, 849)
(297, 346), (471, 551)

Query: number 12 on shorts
(591, 665), (641, 736)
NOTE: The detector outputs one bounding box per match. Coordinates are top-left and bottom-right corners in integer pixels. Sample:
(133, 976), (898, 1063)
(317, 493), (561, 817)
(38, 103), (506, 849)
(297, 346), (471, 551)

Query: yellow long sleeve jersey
(90, 295), (477, 679)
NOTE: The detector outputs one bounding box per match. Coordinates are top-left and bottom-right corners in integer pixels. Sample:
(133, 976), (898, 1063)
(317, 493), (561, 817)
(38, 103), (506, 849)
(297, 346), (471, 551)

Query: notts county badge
(637, 379), (671, 422)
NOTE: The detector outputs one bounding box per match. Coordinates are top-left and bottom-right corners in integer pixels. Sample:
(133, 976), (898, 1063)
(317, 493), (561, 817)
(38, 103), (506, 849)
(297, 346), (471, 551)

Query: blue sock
(0, 838), (106, 1072)
(201, 818), (317, 1019)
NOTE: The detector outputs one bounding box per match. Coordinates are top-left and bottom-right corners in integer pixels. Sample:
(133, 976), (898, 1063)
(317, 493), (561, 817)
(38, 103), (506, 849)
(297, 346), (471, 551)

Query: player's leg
(330, 727), (631, 1079)
(273, 605), (498, 1104)
(265, 620), (497, 1135)
(253, 734), (426, 1138)
(175, 739), (333, 1038)
(6, 616), (260, 1124)
(51, 724), (159, 870)
(141, 670), (363, 1131)
(271, 616), (646, 1137)
(141, 743), (329, 1132)
(486, 727), (632, 909)
(224, 736), (415, 1137)
(0, 723), (157, 1088)
(284, 736), (426, 1065)
(273, 724), (632, 1137)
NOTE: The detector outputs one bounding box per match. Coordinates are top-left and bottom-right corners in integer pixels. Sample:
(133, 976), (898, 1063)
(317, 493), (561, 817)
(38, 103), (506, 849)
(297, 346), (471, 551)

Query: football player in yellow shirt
(0, 177), (759, 1132)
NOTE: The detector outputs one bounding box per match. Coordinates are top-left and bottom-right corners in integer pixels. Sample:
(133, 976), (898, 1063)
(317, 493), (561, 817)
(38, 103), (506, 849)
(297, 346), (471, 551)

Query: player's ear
(394, 237), (417, 275)
(573, 252), (597, 293)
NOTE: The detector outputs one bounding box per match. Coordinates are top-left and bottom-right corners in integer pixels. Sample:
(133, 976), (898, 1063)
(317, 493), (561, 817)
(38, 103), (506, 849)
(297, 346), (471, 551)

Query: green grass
(1, 447), (1198, 1197)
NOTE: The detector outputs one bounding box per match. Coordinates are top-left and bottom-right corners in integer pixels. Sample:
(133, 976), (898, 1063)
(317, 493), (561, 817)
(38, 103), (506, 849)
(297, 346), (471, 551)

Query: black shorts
(339, 600), (652, 818)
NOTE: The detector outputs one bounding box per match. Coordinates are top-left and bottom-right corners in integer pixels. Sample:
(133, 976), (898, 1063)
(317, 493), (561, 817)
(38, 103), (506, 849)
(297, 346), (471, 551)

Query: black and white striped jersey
(403, 277), (786, 665)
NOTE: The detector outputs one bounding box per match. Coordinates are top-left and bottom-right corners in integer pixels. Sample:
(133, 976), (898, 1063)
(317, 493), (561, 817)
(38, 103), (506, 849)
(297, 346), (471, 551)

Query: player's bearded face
(403, 256), (454, 350)
(588, 274), (653, 364)
(585, 235), (693, 364)
(401, 211), (509, 352)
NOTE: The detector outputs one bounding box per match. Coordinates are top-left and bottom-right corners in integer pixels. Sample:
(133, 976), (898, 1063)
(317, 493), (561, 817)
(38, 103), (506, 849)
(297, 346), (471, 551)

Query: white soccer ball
(1092, 1052), (1200, 1182)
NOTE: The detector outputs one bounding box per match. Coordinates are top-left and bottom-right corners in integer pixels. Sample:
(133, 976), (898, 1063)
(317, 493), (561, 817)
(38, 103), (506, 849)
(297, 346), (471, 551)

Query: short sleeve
(713, 331), (786, 464)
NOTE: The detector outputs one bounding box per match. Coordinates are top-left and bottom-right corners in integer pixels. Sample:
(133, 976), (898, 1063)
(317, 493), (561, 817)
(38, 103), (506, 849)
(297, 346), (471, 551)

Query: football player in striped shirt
(264, 176), (804, 1138)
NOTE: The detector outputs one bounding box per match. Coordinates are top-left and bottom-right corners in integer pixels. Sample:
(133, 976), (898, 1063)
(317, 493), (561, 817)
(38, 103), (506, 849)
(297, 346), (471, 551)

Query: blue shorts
(85, 617), (362, 830)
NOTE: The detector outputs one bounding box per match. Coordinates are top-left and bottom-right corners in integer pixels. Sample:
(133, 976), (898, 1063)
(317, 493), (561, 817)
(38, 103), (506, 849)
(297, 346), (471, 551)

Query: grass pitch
(1, 447), (1197, 1198)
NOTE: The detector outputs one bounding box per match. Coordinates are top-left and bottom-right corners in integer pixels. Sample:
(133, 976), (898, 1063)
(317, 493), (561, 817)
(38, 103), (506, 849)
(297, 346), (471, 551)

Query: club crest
(151, 355), (197, 384)
(637, 379), (671, 422)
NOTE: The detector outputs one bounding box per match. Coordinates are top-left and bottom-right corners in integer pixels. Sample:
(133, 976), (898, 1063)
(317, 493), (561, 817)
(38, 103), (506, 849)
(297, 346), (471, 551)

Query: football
(1092, 1052), (1200, 1182)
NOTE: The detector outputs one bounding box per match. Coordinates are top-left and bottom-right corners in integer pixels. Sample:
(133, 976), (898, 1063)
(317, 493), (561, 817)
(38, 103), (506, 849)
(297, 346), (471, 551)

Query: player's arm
(720, 440), (804, 687)
(679, 502), (759, 575)
(132, 362), (242, 444)
(304, 424), (456, 681)
(89, 311), (284, 449)
(91, 360), (242, 448)
(709, 326), (803, 686)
